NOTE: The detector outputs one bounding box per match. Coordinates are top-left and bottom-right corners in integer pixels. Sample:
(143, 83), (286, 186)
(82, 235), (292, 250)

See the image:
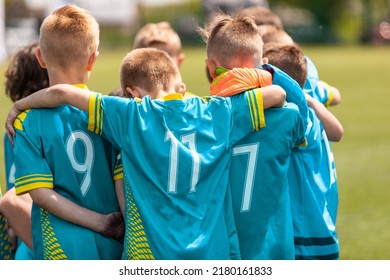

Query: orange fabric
(210, 67), (272, 97)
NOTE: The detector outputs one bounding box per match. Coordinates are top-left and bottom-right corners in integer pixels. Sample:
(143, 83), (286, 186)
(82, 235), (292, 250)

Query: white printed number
(165, 131), (200, 193)
(233, 143), (259, 212)
(66, 131), (94, 197)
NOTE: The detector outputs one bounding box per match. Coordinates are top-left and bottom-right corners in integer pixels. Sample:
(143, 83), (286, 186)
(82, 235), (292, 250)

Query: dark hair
(5, 42), (49, 102)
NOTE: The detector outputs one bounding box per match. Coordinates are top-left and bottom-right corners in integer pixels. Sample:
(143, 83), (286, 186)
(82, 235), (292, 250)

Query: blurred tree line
(4, 0), (390, 47)
(138, 0), (390, 45)
(270, 0), (390, 44)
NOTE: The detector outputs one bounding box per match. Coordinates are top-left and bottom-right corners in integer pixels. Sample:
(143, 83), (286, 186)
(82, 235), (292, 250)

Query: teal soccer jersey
(13, 87), (123, 260)
(3, 134), (34, 259)
(305, 56), (335, 106)
(3, 134), (15, 190)
(288, 107), (339, 260)
(88, 91), (265, 260)
(290, 56), (340, 260)
(230, 103), (305, 260)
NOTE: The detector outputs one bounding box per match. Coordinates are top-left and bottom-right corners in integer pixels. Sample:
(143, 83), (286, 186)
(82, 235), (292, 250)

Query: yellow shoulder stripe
(14, 110), (31, 131)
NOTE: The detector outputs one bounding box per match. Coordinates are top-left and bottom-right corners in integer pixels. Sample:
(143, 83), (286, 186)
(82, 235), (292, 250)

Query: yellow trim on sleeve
(15, 173), (54, 195)
(247, 89), (265, 131)
(114, 173), (124, 181)
(88, 92), (102, 135)
(114, 164), (124, 180)
(15, 183), (53, 195)
(294, 137), (308, 148)
(325, 88), (335, 107)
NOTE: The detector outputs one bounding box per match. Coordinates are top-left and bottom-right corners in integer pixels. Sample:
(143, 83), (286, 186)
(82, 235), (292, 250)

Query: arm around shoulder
(261, 85), (286, 109)
(306, 93), (344, 142)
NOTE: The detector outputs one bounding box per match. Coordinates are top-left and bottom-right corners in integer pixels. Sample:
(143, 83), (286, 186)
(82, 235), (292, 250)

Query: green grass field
(1, 45), (389, 260)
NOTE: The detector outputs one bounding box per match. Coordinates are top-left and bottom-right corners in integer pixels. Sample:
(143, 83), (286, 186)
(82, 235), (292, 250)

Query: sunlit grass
(1, 45), (389, 259)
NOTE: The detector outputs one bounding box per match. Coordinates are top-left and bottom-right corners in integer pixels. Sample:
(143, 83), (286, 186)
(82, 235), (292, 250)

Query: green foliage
(1, 45), (390, 259)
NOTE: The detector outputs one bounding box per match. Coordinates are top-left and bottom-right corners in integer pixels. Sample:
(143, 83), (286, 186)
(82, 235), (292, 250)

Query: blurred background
(1, 0), (390, 57)
(1, 0), (390, 260)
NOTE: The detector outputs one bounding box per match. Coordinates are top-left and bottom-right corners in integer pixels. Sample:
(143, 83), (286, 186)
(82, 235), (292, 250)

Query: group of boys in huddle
(0, 4), (342, 260)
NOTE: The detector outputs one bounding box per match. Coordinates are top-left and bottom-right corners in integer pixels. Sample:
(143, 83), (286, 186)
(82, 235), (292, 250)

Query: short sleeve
(88, 93), (131, 149)
(229, 89), (265, 145)
(14, 127), (53, 195)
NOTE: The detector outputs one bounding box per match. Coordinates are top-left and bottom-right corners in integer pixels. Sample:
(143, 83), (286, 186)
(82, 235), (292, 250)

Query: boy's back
(230, 104), (304, 259)
(15, 95), (123, 260)
(89, 90), (265, 259)
(288, 105), (339, 259)
(13, 4), (123, 260)
(264, 43), (340, 259)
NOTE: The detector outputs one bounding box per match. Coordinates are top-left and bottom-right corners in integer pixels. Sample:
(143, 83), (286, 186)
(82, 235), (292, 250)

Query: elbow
(329, 87), (341, 106)
(277, 87), (287, 107)
(328, 125), (344, 142)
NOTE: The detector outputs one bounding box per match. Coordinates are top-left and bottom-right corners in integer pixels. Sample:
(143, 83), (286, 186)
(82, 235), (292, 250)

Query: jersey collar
(72, 84), (89, 90)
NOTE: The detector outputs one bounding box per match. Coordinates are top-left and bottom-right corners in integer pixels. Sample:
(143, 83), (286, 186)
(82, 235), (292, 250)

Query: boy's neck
(48, 68), (90, 86)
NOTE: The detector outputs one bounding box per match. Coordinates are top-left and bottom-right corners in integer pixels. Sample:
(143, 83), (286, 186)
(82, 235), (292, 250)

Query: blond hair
(39, 4), (99, 68)
(120, 48), (182, 95)
(234, 6), (283, 29)
(199, 13), (263, 69)
(133, 22), (182, 59)
(258, 24), (294, 45)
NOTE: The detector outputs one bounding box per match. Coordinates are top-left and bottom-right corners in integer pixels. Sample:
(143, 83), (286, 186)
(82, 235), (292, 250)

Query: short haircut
(234, 6), (283, 29)
(39, 4), (99, 68)
(120, 48), (182, 94)
(199, 13), (263, 69)
(5, 42), (49, 102)
(263, 43), (307, 88)
(258, 24), (294, 45)
(133, 22), (182, 59)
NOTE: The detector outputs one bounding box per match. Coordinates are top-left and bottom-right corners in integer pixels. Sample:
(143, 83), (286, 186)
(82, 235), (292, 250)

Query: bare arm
(306, 93), (344, 142)
(115, 179), (125, 217)
(29, 188), (124, 241)
(261, 85), (286, 109)
(0, 188), (33, 249)
(6, 84), (91, 144)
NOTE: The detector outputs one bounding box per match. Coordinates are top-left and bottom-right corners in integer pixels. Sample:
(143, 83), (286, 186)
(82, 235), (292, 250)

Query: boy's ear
(262, 57), (269, 65)
(125, 86), (142, 99)
(87, 51), (99, 71)
(178, 82), (186, 95)
(205, 58), (217, 79)
(35, 47), (47, 68)
(176, 53), (185, 68)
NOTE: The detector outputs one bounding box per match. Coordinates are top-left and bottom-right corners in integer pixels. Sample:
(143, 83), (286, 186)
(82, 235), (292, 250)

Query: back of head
(235, 6), (283, 29)
(120, 48), (182, 97)
(259, 24), (294, 45)
(263, 43), (307, 88)
(199, 12), (263, 70)
(5, 42), (49, 102)
(133, 22), (182, 60)
(39, 4), (99, 69)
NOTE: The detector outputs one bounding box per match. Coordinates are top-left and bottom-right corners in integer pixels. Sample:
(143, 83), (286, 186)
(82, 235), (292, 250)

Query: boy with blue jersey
(258, 21), (344, 259)
(2, 41), (48, 259)
(7, 5), (124, 259)
(264, 42), (343, 259)
(6, 47), (287, 259)
(200, 13), (307, 259)
(257, 23), (344, 245)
